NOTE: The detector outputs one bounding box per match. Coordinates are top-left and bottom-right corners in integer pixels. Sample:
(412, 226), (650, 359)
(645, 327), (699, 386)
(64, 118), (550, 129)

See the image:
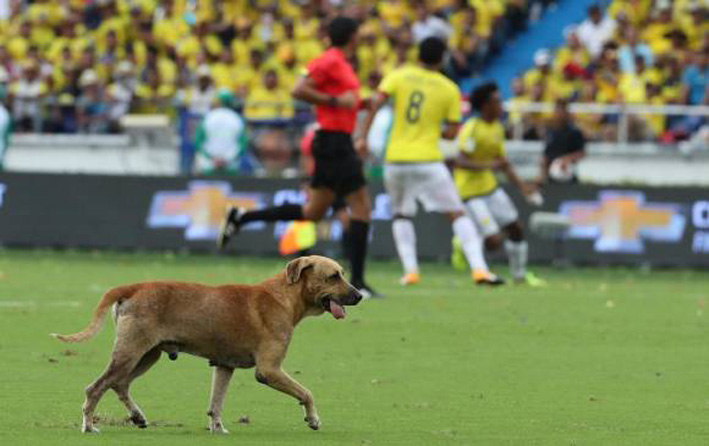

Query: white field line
(0, 300), (81, 308)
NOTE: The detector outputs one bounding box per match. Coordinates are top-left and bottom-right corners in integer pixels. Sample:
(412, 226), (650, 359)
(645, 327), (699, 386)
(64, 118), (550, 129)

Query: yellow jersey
(244, 87), (294, 121)
(379, 65), (461, 163)
(454, 118), (505, 198)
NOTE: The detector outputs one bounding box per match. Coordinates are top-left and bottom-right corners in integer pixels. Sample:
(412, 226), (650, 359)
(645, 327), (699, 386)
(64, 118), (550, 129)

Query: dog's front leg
(207, 365), (234, 434)
(255, 345), (320, 430)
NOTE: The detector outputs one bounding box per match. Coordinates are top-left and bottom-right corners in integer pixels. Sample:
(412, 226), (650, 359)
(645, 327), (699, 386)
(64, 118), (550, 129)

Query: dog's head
(285, 255), (362, 320)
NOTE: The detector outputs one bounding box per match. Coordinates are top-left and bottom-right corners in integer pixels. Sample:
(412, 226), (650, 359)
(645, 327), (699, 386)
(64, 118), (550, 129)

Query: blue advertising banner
(0, 172), (706, 266)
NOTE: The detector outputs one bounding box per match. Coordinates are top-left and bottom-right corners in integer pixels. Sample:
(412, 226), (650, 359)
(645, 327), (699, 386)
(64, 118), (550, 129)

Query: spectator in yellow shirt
(295, 4), (319, 41)
(134, 69), (174, 114)
(356, 26), (390, 81)
(244, 69), (294, 122)
(231, 21), (257, 66)
(274, 50), (300, 92)
(152, 0), (189, 50)
(178, 21), (223, 64)
(449, 5), (487, 77)
(378, 0), (412, 31)
(506, 77), (531, 136)
(683, 5), (709, 50)
(608, 0), (652, 28)
(95, 1), (128, 48)
(554, 28), (590, 73)
(595, 49), (623, 104)
(523, 49), (554, 92)
(619, 55), (648, 104)
(29, 11), (55, 50)
(643, 82), (667, 138)
(234, 48), (267, 97)
(7, 21), (32, 60)
(211, 49), (239, 90)
(641, 6), (679, 54)
(469, 0), (505, 39)
(98, 30), (126, 66)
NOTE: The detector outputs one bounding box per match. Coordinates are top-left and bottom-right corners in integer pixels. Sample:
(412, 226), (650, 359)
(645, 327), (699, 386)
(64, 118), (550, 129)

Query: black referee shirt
(544, 122), (586, 163)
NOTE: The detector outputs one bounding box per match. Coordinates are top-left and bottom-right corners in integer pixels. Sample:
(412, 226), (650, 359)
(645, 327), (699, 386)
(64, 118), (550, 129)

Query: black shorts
(311, 130), (366, 198)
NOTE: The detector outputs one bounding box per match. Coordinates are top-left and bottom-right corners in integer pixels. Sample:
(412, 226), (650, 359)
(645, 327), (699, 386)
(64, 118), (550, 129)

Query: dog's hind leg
(81, 318), (156, 433)
(113, 347), (162, 429)
(207, 365), (234, 434)
(255, 344), (321, 431)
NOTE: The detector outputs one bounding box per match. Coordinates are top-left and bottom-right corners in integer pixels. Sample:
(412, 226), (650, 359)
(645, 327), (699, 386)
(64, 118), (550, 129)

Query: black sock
(240, 204), (303, 223)
(340, 226), (351, 259)
(348, 220), (369, 285)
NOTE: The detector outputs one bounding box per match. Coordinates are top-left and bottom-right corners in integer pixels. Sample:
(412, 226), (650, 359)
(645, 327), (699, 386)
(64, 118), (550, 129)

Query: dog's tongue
(329, 300), (346, 320)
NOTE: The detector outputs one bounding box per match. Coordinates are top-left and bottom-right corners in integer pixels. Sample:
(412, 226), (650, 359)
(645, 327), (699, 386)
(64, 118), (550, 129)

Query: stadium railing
(504, 101), (709, 144)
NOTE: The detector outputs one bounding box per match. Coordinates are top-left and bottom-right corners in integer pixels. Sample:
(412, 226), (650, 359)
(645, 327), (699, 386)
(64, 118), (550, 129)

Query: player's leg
(344, 185), (377, 296)
(488, 189), (544, 286)
(459, 195), (505, 285)
(384, 164), (420, 285)
(419, 164), (503, 285)
(217, 186), (335, 249)
(218, 130), (345, 249)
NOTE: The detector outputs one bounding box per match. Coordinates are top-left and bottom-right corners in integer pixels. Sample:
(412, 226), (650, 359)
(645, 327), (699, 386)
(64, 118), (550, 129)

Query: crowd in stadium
(0, 0), (553, 135)
(509, 0), (708, 142)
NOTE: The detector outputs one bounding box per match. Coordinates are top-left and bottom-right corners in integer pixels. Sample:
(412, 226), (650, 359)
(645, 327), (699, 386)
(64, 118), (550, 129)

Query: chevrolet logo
(147, 181), (266, 240)
(560, 191), (686, 253)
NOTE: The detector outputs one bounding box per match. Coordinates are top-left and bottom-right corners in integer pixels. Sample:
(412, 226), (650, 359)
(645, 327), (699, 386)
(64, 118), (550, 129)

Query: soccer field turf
(1, 250), (708, 445)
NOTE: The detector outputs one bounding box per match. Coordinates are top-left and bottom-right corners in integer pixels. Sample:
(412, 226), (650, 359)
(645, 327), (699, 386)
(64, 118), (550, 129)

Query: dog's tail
(50, 285), (137, 343)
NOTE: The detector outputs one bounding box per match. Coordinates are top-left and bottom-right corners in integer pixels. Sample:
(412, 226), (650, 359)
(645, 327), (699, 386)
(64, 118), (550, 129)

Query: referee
(218, 16), (378, 297)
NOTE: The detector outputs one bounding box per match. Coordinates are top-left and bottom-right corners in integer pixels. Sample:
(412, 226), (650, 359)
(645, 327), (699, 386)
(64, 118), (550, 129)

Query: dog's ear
(285, 257), (314, 284)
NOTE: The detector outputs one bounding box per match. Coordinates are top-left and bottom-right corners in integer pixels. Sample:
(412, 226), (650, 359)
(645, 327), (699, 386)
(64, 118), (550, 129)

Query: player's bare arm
(354, 91), (388, 158)
(292, 75), (357, 109)
(500, 158), (536, 196)
(441, 121), (461, 140)
(455, 155), (498, 171)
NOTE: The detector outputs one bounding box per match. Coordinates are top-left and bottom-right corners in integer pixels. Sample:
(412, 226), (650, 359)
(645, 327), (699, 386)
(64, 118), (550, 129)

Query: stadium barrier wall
(0, 172), (707, 267)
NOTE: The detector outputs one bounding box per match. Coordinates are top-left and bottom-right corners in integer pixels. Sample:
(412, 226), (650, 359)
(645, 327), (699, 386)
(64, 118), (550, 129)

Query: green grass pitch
(1, 249), (708, 445)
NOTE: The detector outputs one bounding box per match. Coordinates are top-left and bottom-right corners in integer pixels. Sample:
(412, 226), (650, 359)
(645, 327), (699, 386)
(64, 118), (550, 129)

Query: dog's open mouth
(321, 297), (346, 320)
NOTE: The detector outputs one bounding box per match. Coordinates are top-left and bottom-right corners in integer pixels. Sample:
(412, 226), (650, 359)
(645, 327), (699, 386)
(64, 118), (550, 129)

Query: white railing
(503, 102), (709, 144)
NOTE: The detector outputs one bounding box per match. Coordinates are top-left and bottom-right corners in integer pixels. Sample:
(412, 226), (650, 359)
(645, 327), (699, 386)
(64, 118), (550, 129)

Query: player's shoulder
(389, 65), (418, 81)
(435, 72), (460, 92)
(423, 70), (460, 95)
(308, 48), (337, 69)
(461, 116), (479, 131)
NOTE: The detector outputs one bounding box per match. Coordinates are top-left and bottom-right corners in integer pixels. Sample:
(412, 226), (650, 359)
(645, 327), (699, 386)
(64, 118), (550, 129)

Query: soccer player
(453, 82), (544, 286)
(218, 17), (379, 297)
(356, 36), (503, 286)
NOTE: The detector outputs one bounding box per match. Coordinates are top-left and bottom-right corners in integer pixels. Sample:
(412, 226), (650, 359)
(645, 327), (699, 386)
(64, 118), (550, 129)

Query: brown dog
(52, 255), (362, 434)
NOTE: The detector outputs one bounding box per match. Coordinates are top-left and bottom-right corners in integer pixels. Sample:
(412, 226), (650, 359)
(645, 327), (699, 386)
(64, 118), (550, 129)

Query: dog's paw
(129, 411), (148, 428)
(209, 423), (229, 434)
(81, 425), (100, 434)
(305, 415), (321, 431)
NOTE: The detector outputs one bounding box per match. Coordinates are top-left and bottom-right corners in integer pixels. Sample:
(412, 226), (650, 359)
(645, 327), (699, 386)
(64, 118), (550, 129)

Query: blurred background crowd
(509, 0), (708, 142)
(0, 0), (705, 176)
(0, 0), (552, 134)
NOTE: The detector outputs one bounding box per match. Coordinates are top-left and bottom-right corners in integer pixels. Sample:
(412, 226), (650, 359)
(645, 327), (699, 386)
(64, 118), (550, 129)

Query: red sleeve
(306, 56), (330, 87)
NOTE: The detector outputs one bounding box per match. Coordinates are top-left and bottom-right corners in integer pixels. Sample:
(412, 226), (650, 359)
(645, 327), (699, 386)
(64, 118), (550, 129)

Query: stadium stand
(0, 0), (556, 174)
(0, 0), (549, 128)
(507, 0), (708, 143)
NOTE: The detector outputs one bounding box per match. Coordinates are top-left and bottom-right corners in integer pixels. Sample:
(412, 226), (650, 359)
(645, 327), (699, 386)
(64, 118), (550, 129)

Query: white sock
(392, 219), (418, 275)
(452, 216), (489, 272)
(505, 240), (528, 280)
